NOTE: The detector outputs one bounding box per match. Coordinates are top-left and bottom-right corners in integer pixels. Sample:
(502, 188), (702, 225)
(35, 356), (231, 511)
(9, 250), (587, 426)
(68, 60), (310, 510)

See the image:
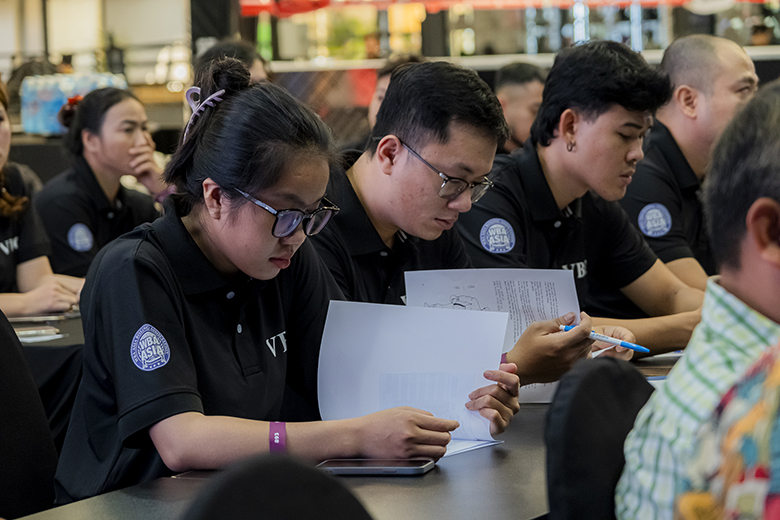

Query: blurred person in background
(0, 80), (83, 317)
(494, 62), (546, 154)
(194, 40), (272, 84)
(341, 54), (425, 152)
(34, 88), (169, 277)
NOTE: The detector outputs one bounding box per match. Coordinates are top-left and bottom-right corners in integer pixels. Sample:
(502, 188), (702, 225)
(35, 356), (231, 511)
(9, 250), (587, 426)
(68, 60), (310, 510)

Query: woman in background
(0, 80), (82, 316)
(34, 88), (169, 277)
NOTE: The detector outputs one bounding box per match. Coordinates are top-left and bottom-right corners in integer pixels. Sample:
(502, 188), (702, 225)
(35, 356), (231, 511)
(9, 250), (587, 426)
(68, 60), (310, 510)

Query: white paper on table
(318, 300), (508, 456)
(18, 334), (66, 343)
(405, 269), (581, 403)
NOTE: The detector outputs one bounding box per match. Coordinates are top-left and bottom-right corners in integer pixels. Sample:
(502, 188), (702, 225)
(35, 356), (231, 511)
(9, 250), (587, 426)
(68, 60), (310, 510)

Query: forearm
(668, 285), (704, 314)
(0, 292), (33, 317)
(149, 412), (362, 472)
(52, 274), (85, 294)
(592, 310), (701, 354)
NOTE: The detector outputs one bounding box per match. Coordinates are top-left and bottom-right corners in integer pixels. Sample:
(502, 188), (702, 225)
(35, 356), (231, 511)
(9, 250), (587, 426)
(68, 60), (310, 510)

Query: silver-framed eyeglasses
(401, 141), (493, 203)
(235, 189), (340, 238)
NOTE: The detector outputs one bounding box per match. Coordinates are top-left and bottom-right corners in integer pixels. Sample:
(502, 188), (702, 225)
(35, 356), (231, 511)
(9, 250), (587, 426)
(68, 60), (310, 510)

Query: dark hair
(166, 58), (336, 214)
(660, 35), (723, 94)
(195, 40), (271, 83)
(1, 80), (30, 218)
(704, 80), (780, 270)
(369, 61), (508, 155)
(0, 80), (8, 112)
(376, 54), (425, 80)
(59, 87), (140, 156)
(494, 62), (547, 92)
(531, 40), (672, 147)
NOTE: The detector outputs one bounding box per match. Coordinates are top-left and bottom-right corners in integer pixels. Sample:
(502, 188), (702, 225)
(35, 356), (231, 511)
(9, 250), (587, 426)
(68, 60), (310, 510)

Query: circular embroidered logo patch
(480, 218), (516, 253)
(638, 203), (672, 237)
(67, 223), (94, 252)
(130, 324), (171, 372)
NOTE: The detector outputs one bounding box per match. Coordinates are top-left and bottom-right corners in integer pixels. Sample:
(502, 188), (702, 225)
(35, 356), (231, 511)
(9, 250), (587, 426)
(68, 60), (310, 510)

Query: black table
(20, 405), (550, 520)
(14, 317), (84, 453)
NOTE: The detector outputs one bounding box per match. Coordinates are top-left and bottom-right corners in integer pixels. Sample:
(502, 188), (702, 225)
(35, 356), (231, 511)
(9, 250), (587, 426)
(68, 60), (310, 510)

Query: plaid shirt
(615, 277), (780, 520)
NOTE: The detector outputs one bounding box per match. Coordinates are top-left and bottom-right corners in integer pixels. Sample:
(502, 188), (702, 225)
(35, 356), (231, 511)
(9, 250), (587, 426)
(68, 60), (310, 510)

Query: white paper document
(318, 300), (509, 456)
(405, 268), (582, 403)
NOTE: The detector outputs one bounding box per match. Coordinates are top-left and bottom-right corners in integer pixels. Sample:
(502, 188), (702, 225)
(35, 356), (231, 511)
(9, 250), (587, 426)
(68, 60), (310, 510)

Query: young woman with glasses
(54, 58), (465, 503)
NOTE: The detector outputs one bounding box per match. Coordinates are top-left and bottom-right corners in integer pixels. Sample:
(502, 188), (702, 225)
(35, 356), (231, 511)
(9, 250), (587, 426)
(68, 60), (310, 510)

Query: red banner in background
(240, 0), (762, 15)
(241, 0), (330, 17)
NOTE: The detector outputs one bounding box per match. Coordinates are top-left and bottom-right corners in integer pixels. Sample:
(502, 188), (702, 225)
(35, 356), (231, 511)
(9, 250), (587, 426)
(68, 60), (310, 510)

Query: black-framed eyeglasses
(235, 189), (340, 238)
(400, 141), (493, 203)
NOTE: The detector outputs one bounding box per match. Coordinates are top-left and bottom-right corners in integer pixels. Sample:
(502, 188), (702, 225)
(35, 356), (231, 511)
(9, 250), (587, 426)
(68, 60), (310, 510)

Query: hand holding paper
(466, 363), (520, 436)
(351, 407), (459, 461)
(318, 301), (509, 457)
(505, 312), (594, 384)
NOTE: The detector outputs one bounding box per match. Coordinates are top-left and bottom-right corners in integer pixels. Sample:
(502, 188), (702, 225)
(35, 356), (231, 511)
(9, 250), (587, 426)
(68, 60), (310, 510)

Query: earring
(566, 141), (575, 152)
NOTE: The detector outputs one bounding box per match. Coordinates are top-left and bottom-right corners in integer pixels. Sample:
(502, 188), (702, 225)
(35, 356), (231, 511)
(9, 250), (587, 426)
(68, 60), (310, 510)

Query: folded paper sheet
(318, 300), (509, 456)
(405, 269), (582, 403)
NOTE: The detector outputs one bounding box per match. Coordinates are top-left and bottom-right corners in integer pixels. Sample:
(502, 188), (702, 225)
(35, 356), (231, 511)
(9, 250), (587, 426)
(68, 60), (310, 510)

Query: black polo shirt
(620, 121), (715, 275)
(34, 157), (160, 277)
(310, 158), (471, 304)
(54, 198), (343, 503)
(0, 162), (51, 293)
(454, 145), (658, 317)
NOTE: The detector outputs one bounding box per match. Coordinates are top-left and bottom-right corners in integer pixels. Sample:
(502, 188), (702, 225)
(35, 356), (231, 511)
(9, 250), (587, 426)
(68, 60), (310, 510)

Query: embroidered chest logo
(130, 324), (171, 371)
(638, 203), (672, 237)
(0, 236), (19, 255)
(68, 223), (94, 252)
(561, 259), (588, 279)
(480, 218), (515, 254)
(265, 331), (288, 357)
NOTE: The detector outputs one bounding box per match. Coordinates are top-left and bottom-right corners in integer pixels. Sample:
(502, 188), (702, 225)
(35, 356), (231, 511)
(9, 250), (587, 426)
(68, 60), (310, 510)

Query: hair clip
(182, 86), (226, 143)
(67, 95), (83, 107)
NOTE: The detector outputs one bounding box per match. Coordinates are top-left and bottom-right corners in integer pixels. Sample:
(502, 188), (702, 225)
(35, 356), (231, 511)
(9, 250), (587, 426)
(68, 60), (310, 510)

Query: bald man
(620, 36), (757, 292)
(494, 62), (546, 154)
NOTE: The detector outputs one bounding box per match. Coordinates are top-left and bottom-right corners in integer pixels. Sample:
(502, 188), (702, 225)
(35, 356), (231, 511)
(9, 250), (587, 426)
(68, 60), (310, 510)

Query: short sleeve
(620, 164), (694, 264)
(594, 200), (658, 290)
(35, 195), (99, 277)
(455, 164), (530, 269)
(83, 245), (203, 447)
(16, 199), (51, 265)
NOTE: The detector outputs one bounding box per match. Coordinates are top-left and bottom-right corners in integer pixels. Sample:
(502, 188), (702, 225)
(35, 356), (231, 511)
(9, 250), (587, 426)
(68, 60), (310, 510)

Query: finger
(415, 414), (459, 432)
(131, 158), (156, 172)
(467, 396), (515, 428)
(409, 444), (448, 462)
(412, 427), (454, 447)
(397, 406), (435, 417)
(479, 407), (512, 435)
(479, 370), (520, 395)
(128, 144), (154, 155)
(466, 393), (518, 420)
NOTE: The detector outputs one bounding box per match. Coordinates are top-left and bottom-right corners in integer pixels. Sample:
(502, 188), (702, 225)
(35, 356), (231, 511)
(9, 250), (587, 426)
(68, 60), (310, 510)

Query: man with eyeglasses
(311, 61), (631, 388)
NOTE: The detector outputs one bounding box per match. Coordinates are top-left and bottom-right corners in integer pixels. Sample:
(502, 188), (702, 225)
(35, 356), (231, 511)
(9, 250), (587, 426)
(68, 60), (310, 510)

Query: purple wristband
(269, 421), (287, 453)
(501, 353), (508, 364)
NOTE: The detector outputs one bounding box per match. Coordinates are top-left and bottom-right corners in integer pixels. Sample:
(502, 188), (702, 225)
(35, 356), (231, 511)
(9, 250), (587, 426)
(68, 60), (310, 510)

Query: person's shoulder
(121, 186), (158, 217)
(36, 168), (83, 204)
(2, 162), (28, 195)
(89, 223), (164, 279)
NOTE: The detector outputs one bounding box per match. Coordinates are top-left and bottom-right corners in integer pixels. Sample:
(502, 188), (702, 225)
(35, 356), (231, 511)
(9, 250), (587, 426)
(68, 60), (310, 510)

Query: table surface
(21, 405), (550, 520)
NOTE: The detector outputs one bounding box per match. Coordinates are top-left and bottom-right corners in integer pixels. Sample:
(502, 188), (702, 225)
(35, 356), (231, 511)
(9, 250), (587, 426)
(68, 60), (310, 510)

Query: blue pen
(558, 325), (650, 353)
